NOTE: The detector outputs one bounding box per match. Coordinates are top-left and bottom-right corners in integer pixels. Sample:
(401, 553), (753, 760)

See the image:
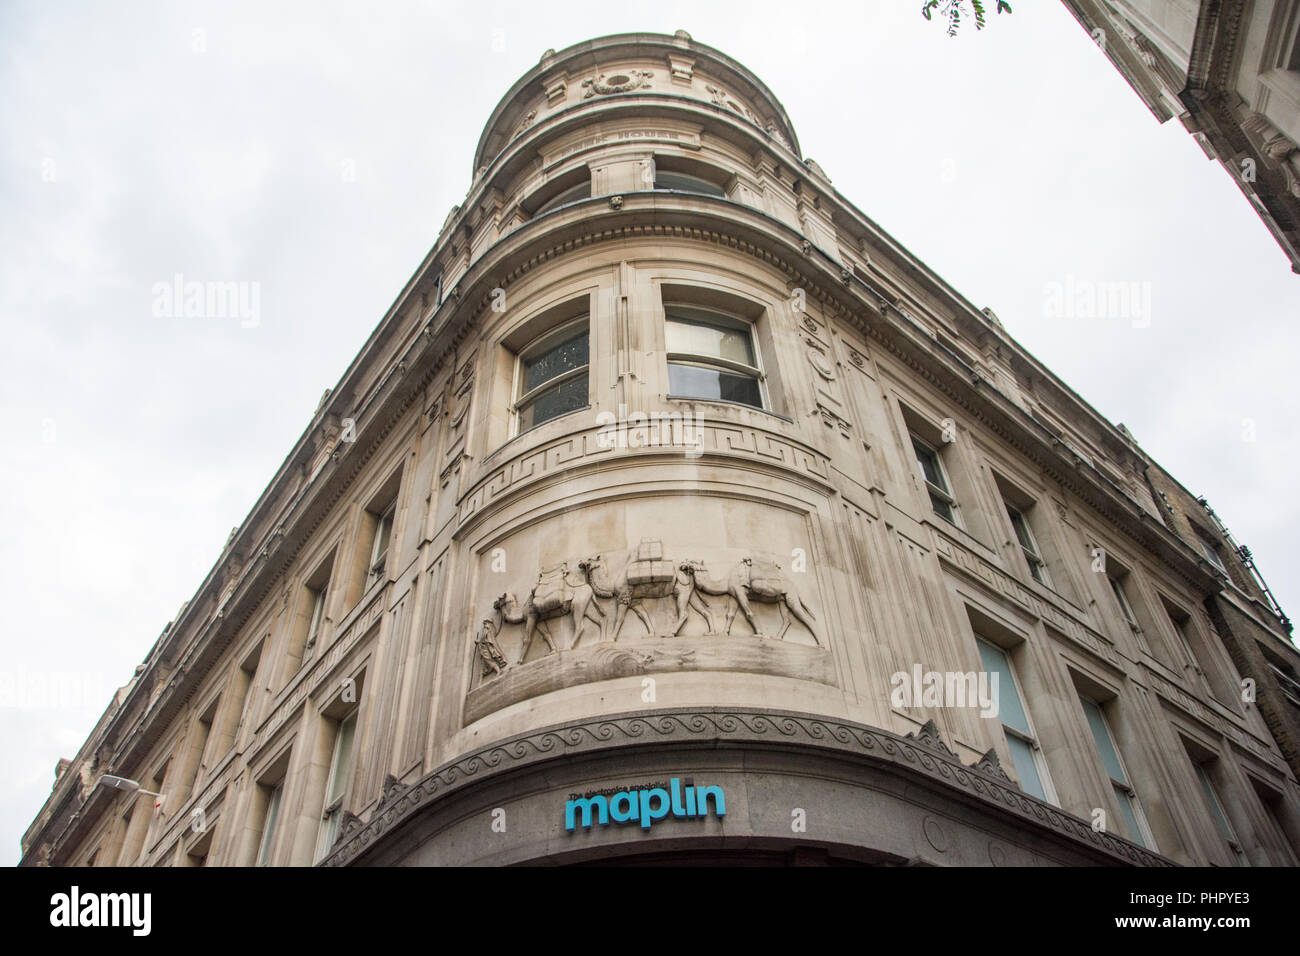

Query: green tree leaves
(922, 1), (1013, 36)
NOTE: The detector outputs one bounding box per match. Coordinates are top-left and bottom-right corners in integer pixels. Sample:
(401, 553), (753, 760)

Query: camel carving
(578, 546), (714, 640)
(493, 563), (604, 664)
(679, 556), (820, 644)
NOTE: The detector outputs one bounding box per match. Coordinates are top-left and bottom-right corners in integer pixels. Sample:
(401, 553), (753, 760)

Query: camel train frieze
(474, 538), (822, 679)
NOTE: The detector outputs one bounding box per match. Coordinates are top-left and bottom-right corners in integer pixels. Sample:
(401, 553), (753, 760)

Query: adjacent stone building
(1062, 0), (1300, 272)
(21, 31), (1300, 867)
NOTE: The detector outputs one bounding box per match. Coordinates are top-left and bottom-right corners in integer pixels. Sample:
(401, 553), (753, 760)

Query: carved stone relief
(582, 71), (653, 98)
(471, 538), (826, 697)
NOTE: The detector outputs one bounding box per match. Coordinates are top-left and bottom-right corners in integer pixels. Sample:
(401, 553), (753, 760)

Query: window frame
(663, 303), (766, 411)
(1109, 574), (1139, 630)
(1079, 695), (1156, 849)
(910, 434), (956, 524)
(533, 180), (592, 216)
(315, 709), (359, 863)
(305, 583), (328, 648)
(509, 316), (591, 435)
(255, 780), (283, 867)
(975, 637), (1056, 804)
(1193, 761), (1244, 861)
(366, 501), (395, 590)
(1005, 502), (1048, 585)
(653, 169), (727, 198)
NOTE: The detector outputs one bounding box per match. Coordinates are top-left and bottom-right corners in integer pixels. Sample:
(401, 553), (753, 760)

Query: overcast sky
(2, 1), (1296, 865)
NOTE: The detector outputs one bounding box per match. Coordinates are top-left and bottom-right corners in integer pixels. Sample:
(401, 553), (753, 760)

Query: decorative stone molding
(971, 746), (1012, 784)
(375, 773), (411, 811)
(666, 54), (693, 85)
(456, 420), (832, 532)
(904, 718), (958, 760)
(465, 636), (834, 724)
(544, 77), (567, 106)
(320, 708), (1172, 868)
(582, 71), (653, 98)
(337, 811), (364, 846)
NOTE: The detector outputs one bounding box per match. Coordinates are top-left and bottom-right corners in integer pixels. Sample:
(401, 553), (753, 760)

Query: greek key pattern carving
(458, 423), (831, 527)
(1142, 666), (1280, 767)
(932, 532), (1118, 666)
(319, 707), (1170, 867)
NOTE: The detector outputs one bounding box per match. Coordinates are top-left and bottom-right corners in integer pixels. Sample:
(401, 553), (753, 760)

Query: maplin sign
(565, 778), (725, 832)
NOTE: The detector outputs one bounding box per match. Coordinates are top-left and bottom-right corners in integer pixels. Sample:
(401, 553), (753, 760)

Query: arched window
(654, 169), (726, 198)
(664, 304), (763, 409)
(513, 318), (590, 431)
(533, 180), (591, 215)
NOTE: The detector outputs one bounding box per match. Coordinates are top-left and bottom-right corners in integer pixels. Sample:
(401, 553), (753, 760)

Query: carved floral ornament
(581, 70), (653, 98)
(475, 538), (822, 680)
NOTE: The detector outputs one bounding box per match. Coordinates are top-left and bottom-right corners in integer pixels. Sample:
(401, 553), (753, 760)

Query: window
(514, 319), (589, 431)
(911, 435), (955, 523)
(1109, 574), (1140, 632)
(654, 169), (726, 197)
(1165, 604), (1200, 669)
(185, 827), (214, 867)
(1250, 775), (1300, 865)
(1005, 503), (1047, 584)
(306, 586), (327, 646)
(1193, 525), (1227, 571)
(977, 639), (1053, 801)
(366, 502), (395, 589)
(316, 710), (358, 862)
(1266, 657), (1300, 708)
(534, 180), (591, 216)
(1079, 696), (1154, 848)
(1193, 761), (1243, 861)
(230, 640), (263, 737)
(664, 305), (764, 409)
(255, 781), (283, 867)
(188, 696), (220, 794)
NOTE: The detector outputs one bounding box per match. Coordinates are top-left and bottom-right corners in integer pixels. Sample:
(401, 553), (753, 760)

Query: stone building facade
(21, 31), (1300, 867)
(1061, 0), (1300, 272)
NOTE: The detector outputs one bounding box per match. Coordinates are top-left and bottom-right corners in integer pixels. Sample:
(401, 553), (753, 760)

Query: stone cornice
(473, 32), (802, 172)
(320, 707), (1172, 867)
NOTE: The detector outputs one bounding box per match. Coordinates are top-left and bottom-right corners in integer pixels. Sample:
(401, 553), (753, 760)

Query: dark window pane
(523, 330), (588, 395)
(912, 439), (947, 492)
(518, 373), (588, 430)
(536, 182), (591, 215)
(929, 492), (955, 523)
(668, 362), (762, 408)
(1008, 506), (1036, 554)
(654, 171), (726, 197)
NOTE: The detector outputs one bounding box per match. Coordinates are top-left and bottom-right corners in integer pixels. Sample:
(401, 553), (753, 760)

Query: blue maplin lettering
(565, 777), (724, 831)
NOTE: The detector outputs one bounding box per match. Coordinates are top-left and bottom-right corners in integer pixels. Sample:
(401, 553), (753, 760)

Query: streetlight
(99, 774), (165, 807)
